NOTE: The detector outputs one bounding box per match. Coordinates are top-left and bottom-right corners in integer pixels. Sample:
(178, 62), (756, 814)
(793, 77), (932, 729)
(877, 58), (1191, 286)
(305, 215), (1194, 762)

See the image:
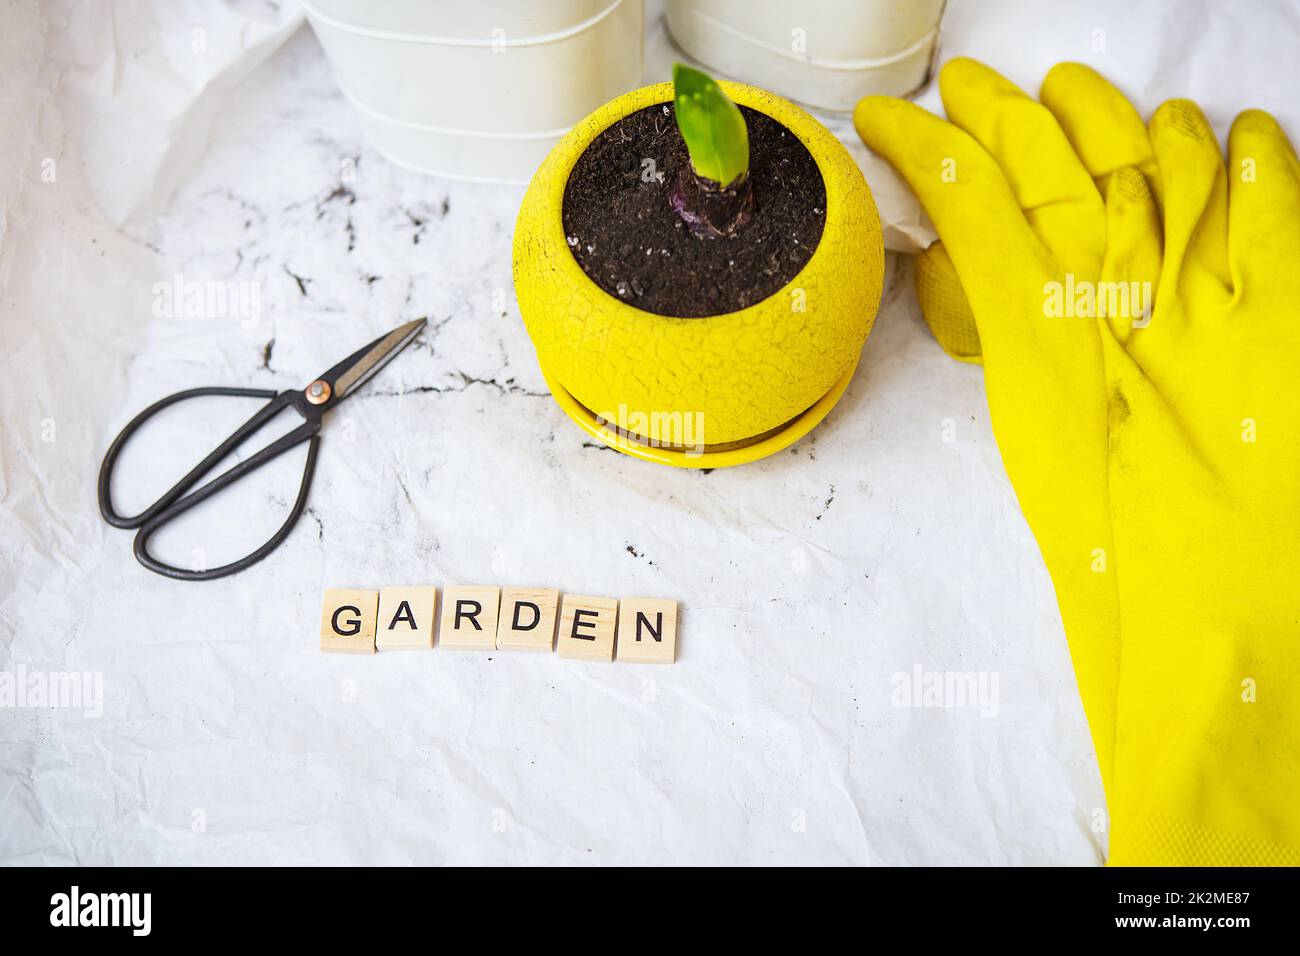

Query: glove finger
(939, 58), (1105, 275)
(915, 241), (982, 364)
(1227, 110), (1300, 296)
(1040, 63), (1158, 192)
(919, 63), (1152, 367)
(1100, 167), (1163, 346)
(859, 95), (1119, 798)
(1086, 167), (1163, 792)
(854, 95), (1046, 355)
(1149, 100), (1232, 306)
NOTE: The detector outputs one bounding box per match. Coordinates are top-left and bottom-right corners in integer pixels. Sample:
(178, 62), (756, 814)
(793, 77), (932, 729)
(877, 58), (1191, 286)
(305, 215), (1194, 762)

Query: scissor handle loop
(97, 386), (323, 581)
(133, 430), (321, 581)
(98, 387), (282, 528)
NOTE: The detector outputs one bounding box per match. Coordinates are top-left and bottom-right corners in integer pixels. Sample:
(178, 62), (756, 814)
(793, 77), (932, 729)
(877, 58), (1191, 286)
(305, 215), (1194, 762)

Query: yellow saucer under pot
(513, 81), (884, 467)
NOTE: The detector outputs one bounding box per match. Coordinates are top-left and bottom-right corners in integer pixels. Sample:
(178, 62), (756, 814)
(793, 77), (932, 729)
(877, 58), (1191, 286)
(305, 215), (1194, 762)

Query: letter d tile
(496, 587), (559, 651)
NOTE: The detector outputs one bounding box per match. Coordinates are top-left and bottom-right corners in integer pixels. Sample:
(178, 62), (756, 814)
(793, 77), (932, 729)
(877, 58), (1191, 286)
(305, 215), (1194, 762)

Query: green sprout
(672, 63), (749, 188)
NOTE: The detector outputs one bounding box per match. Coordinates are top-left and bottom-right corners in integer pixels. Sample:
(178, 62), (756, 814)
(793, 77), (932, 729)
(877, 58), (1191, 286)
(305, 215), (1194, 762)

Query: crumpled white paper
(2, 0), (1296, 865)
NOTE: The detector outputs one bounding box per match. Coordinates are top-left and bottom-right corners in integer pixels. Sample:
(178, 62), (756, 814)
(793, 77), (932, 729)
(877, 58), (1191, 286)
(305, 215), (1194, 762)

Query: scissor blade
(320, 317), (426, 402)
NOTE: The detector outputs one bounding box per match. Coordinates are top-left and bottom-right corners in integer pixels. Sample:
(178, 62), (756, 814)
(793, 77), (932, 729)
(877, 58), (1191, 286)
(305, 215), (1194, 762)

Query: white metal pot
(302, 0), (645, 184)
(664, 0), (945, 111)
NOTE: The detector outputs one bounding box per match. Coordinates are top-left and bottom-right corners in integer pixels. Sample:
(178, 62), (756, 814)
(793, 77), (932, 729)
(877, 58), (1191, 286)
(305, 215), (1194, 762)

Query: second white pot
(665, 0), (945, 111)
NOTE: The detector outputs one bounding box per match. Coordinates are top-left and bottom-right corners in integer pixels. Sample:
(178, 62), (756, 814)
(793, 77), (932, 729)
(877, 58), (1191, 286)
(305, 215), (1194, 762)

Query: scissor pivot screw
(306, 380), (331, 405)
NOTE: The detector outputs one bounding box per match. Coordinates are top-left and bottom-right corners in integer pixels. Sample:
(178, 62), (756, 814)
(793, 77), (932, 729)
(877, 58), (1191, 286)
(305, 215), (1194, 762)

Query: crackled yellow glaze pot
(512, 81), (884, 467)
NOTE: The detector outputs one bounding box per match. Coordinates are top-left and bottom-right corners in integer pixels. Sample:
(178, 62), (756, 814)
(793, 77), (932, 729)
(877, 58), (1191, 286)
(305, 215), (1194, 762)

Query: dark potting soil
(561, 103), (827, 318)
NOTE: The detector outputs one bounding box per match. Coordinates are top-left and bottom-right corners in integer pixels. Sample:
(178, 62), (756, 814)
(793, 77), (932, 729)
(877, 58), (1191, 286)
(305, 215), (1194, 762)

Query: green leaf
(672, 63), (749, 188)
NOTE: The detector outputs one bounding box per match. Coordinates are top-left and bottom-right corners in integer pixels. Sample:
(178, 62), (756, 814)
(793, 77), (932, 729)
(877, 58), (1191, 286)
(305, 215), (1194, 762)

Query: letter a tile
(376, 586), (437, 651)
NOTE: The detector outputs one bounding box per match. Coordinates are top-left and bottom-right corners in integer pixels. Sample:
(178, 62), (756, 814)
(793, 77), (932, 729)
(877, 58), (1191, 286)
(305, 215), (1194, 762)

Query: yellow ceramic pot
(513, 81), (884, 467)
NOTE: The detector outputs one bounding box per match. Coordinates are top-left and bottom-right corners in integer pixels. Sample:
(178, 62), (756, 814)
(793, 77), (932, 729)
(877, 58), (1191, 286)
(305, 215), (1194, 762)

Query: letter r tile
(440, 586), (501, 650)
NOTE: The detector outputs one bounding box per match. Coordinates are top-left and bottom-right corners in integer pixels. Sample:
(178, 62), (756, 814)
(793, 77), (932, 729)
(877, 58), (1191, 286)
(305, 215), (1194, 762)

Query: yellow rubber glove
(1099, 102), (1300, 865)
(854, 59), (1123, 800)
(859, 60), (1300, 864)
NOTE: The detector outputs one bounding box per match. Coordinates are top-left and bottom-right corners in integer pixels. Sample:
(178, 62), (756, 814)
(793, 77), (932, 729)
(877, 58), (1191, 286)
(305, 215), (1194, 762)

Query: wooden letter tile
(319, 589), (378, 654)
(496, 587), (560, 651)
(556, 594), (618, 662)
(376, 586), (437, 651)
(616, 598), (679, 664)
(439, 586), (501, 650)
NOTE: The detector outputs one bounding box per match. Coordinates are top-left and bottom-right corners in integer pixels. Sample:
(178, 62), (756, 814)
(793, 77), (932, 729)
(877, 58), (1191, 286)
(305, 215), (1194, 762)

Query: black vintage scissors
(98, 318), (425, 581)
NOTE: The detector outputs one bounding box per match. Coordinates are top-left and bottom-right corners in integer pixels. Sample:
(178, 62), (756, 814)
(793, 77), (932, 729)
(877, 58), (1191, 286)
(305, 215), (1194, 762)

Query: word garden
(320, 586), (678, 664)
